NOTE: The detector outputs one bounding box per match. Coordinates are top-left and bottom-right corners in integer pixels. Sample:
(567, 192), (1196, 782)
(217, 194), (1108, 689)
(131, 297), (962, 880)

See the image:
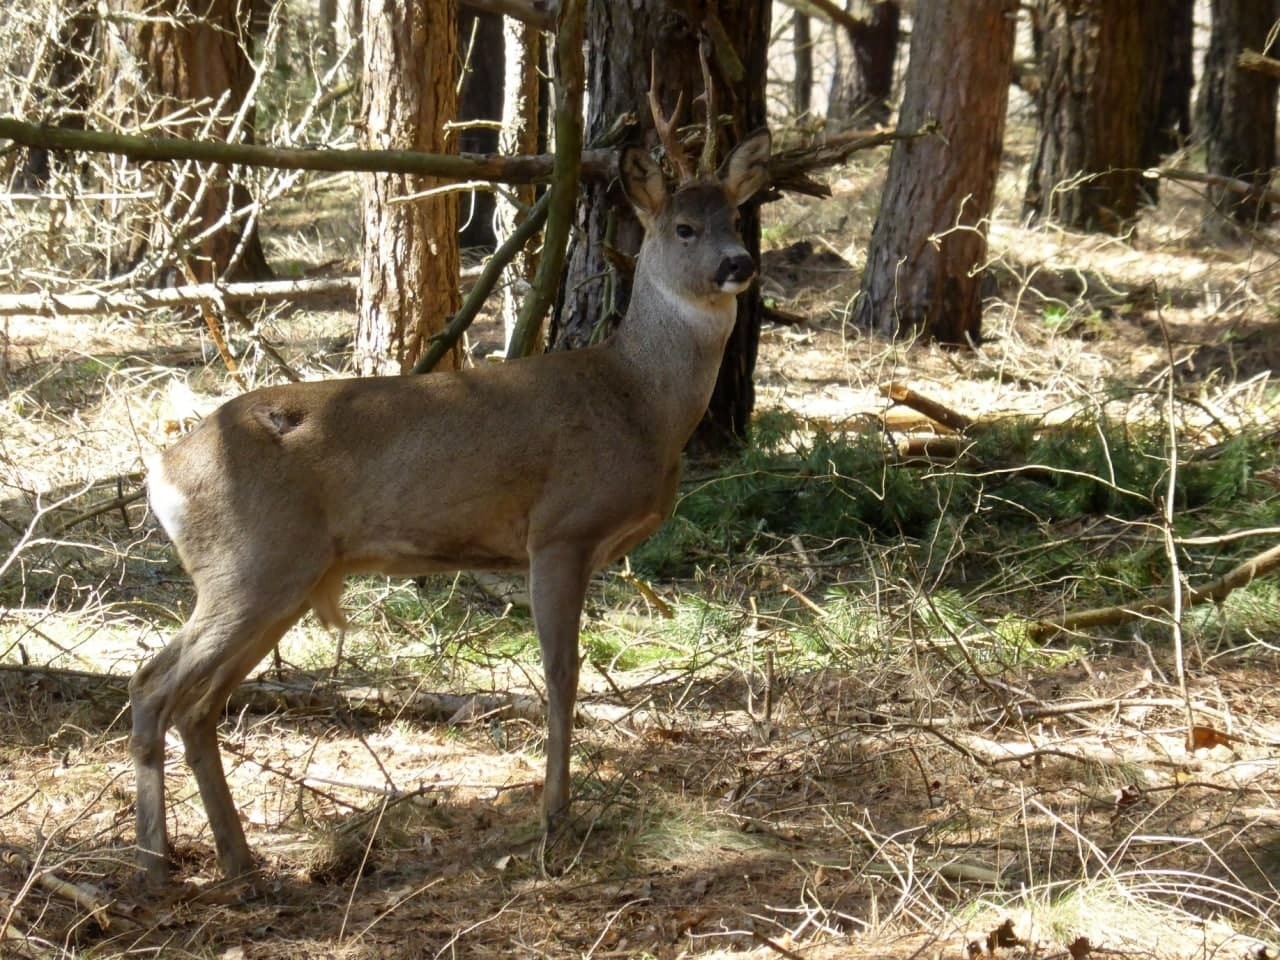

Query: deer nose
(715, 253), (756, 288)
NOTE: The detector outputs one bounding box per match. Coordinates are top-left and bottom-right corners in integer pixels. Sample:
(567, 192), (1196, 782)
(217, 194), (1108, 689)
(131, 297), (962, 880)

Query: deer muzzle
(715, 252), (756, 292)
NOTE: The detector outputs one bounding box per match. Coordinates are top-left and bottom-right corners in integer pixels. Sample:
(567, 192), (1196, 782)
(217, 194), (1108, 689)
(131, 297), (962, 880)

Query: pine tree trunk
(793, 13), (812, 117)
(101, 0), (271, 284)
(356, 0), (461, 375)
(1145, 0), (1193, 165)
(496, 19), (544, 347)
(1200, 0), (1279, 225)
(828, 1), (900, 127)
(553, 0), (769, 456)
(854, 0), (1017, 343)
(1022, 0), (1153, 234)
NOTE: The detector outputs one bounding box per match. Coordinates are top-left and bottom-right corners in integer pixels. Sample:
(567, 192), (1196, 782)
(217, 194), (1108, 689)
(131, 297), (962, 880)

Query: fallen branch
(0, 846), (122, 933)
(1030, 541), (1280, 641)
(882, 381), (974, 433)
(0, 276), (354, 317)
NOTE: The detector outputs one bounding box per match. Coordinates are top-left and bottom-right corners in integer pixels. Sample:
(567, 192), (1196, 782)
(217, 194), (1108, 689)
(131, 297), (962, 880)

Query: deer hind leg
(528, 543), (592, 834)
(175, 609), (306, 879)
(131, 557), (333, 882)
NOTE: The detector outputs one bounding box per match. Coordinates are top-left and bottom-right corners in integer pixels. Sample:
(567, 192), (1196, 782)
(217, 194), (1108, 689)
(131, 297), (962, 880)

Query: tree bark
(828, 1), (900, 127)
(356, 0), (461, 375)
(1144, 0), (1193, 166)
(100, 0), (271, 283)
(457, 10), (504, 250)
(1022, 0), (1155, 234)
(553, 0), (770, 456)
(18, 0), (96, 190)
(1199, 0), (1280, 225)
(793, 12), (812, 117)
(854, 0), (1017, 343)
(496, 16), (544, 347)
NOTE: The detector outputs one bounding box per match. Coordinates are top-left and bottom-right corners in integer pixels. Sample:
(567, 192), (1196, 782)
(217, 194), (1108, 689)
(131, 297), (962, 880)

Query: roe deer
(133, 125), (772, 883)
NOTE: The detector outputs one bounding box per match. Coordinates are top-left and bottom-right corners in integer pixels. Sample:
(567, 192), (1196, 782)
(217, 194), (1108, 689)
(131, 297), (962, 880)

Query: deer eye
(675, 223), (696, 240)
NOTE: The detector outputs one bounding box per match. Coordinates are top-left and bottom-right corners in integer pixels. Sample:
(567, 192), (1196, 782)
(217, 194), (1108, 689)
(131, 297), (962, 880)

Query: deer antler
(696, 36), (719, 177)
(648, 51), (693, 182)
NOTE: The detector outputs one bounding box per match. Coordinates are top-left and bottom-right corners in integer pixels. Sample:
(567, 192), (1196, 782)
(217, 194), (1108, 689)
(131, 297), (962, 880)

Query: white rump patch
(146, 455), (187, 542)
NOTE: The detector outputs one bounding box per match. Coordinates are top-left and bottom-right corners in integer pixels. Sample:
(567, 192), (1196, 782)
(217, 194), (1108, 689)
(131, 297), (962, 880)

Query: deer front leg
(529, 543), (591, 832)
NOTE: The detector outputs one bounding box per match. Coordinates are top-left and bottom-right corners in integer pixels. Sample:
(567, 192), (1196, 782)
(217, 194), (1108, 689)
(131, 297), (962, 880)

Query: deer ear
(718, 128), (771, 207)
(620, 147), (668, 229)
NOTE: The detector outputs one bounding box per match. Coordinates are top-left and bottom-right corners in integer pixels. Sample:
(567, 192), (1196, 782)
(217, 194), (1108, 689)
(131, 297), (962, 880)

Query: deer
(131, 97), (772, 884)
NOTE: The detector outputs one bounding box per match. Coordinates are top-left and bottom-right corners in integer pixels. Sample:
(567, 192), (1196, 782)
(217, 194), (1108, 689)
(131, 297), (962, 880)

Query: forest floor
(4, 127), (1280, 960)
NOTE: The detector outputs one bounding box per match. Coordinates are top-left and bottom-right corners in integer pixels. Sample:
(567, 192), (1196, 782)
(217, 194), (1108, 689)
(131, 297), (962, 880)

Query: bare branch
(0, 116), (614, 185)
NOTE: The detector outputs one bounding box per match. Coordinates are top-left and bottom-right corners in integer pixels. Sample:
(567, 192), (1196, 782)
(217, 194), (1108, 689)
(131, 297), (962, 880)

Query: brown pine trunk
(356, 0), (461, 375)
(793, 13), (812, 117)
(1022, 0), (1154, 234)
(496, 18), (544, 347)
(553, 0), (769, 456)
(828, 1), (900, 127)
(1145, 0), (1193, 165)
(1200, 0), (1279, 225)
(101, 0), (271, 284)
(854, 0), (1017, 344)
(18, 1), (96, 190)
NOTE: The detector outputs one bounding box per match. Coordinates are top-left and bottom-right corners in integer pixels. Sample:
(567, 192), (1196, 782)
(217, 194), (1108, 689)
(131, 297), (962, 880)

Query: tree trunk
(100, 0), (271, 283)
(457, 10), (503, 250)
(1022, 0), (1155, 234)
(552, 0), (770, 456)
(356, 0), (461, 375)
(1199, 0), (1279, 225)
(1145, 0), (1193, 165)
(18, 1), (96, 190)
(828, 1), (900, 127)
(854, 0), (1017, 343)
(496, 17), (544, 347)
(793, 12), (812, 117)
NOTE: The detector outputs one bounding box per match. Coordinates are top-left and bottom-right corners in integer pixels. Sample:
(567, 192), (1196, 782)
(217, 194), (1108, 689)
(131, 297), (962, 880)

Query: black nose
(715, 253), (756, 287)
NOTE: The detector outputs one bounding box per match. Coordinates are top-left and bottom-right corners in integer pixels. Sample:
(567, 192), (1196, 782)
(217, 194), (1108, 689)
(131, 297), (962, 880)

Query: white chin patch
(719, 278), (752, 295)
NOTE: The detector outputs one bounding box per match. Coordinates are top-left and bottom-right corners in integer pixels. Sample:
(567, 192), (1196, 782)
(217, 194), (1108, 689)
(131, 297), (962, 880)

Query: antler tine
(648, 51), (693, 182)
(696, 36), (719, 178)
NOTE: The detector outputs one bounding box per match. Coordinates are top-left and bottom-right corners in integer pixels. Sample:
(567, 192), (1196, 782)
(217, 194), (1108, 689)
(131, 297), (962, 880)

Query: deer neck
(609, 259), (740, 453)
